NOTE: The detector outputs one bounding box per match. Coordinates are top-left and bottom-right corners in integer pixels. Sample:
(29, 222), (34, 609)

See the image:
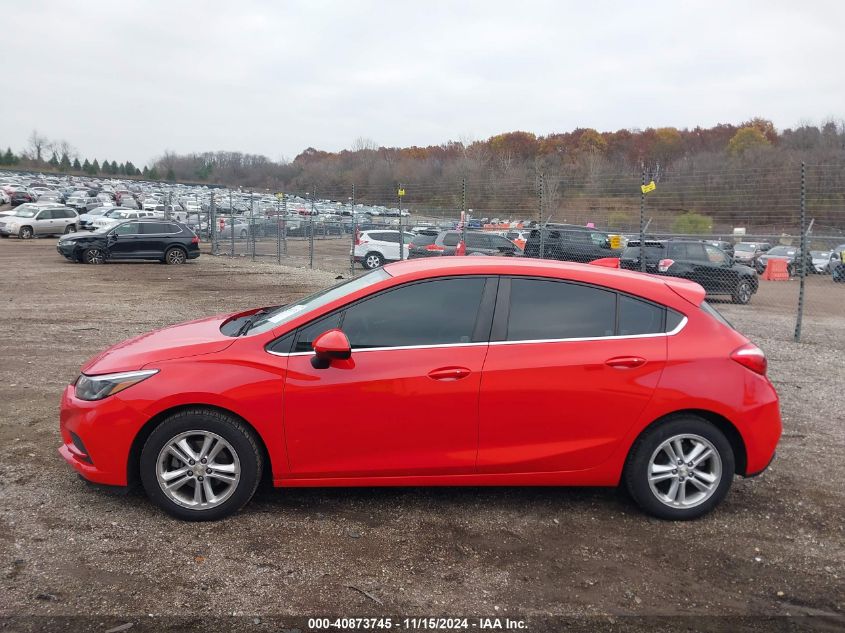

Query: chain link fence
(191, 164), (842, 345)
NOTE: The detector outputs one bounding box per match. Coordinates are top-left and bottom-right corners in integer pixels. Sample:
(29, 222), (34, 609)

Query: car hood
(81, 313), (240, 374)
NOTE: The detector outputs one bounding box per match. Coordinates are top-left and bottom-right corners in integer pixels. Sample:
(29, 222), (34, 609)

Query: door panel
(478, 337), (666, 473)
(283, 345), (487, 477)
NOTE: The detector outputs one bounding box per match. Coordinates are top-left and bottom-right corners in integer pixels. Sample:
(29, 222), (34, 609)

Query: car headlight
(8, 222), (19, 229)
(62, 240), (76, 246)
(75, 369), (158, 401)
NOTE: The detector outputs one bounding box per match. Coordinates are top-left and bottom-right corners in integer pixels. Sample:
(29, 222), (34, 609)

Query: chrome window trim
(264, 317), (687, 358)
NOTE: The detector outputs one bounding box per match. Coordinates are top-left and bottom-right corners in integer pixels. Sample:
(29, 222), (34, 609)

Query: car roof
(383, 256), (705, 308)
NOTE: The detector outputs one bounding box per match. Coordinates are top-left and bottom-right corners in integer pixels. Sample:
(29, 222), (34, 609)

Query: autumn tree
(728, 127), (771, 156)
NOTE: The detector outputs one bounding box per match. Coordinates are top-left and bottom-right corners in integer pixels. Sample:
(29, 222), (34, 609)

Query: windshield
(248, 268), (391, 335)
(768, 246), (794, 256)
(734, 244), (755, 252)
(13, 208), (38, 218)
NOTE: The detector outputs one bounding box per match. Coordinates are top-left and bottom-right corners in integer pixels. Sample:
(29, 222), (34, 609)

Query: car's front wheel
(140, 408), (263, 521)
(624, 415), (734, 520)
(64, 224), (76, 234)
(18, 226), (33, 239)
(82, 248), (106, 264)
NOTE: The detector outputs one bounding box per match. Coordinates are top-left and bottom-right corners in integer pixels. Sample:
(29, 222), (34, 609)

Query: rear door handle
(428, 366), (471, 381)
(605, 356), (646, 369)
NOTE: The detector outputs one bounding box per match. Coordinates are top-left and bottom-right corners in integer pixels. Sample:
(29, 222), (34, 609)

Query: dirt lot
(0, 238), (843, 629)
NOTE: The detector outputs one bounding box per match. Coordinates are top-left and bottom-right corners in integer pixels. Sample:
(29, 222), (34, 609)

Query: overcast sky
(2, 0), (843, 167)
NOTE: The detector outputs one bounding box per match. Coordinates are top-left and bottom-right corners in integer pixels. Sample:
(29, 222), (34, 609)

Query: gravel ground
(0, 238), (843, 630)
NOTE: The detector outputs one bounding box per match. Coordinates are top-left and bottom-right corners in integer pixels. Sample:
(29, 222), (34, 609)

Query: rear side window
(442, 233), (460, 247)
(341, 278), (486, 348)
(701, 301), (733, 329)
(466, 233), (489, 248)
(618, 295), (664, 336)
(412, 232), (437, 246)
(507, 279), (616, 341)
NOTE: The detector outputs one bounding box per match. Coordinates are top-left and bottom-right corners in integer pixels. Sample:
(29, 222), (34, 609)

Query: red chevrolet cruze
(59, 257), (781, 521)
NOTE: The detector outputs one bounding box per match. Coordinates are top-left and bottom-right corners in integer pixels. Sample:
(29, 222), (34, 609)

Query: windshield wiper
(236, 305), (282, 336)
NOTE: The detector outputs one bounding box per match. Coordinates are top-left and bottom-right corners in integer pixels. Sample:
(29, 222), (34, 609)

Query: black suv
(523, 224), (621, 262)
(408, 230), (522, 258)
(57, 218), (201, 265)
(620, 240), (758, 304)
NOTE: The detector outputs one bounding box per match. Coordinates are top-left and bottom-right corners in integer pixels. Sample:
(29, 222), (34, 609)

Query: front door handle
(428, 366), (471, 381)
(605, 356), (646, 369)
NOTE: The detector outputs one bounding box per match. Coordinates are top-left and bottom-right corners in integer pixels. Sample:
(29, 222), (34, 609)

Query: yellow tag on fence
(641, 181), (656, 194)
(609, 235), (621, 249)
(398, 188), (406, 197)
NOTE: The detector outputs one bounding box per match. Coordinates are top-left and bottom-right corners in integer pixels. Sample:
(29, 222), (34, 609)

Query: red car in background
(59, 258), (781, 521)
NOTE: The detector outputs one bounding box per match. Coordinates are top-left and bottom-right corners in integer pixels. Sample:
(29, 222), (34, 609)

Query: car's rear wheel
(731, 279), (753, 304)
(624, 416), (734, 520)
(83, 248), (106, 265)
(164, 246), (187, 265)
(18, 226), (33, 239)
(240, 229), (248, 239)
(140, 408), (263, 521)
(363, 252), (384, 269)
(64, 224), (76, 234)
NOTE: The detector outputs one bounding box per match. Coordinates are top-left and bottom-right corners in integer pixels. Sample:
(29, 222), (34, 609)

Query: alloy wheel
(647, 434), (722, 509)
(167, 249), (186, 264)
(156, 430), (241, 510)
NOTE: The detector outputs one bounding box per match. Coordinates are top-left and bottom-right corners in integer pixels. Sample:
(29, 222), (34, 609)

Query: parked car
(0, 205), (78, 238)
(732, 242), (770, 266)
(218, 217), (251, 239)
(504, 230), (529, 250)
(756, 245), (813, 276)
(77, 206), (116, 230)
(10, 191), (35, 206)
(830, 245), (845, 282)
(0, 190), (9, 205)
(119, 196), (140, 210)
(59, 257), (781, 521)
(810, 250), (832, 274)
(620, 239), (758, 304)
(89, 209), (157, 231)
(704, 240), (735, 257)
(407, 230), (522, 259)
(57, 218), (200, 265)
(523, 224), (621, 262)
(353, 229), (415, 269)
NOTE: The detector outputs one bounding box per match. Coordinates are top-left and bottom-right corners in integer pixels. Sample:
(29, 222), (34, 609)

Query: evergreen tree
(82, 158), (91, 173)
(49, 151), (59, 168)
(91, 159), (100, 174)
(118, 163), (126, 175)
(59, 153), (71, 172)
(72, 158), (81, 171)
(142, 166), (149, 177)
(111, 160), (119, 174)
(148, 166), (161, 180)
(166, 167), (176, 182)
(125, 161), (136, 175)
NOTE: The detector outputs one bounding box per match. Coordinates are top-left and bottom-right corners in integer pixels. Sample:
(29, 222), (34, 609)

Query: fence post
(794, 162), (807, 343)
(210, 191), (217, 255)
(349, 184), (356, 276)
(309, 185), (315, 269)
(398, 184), (404, 260)
(229, 191), (234, 256)
(282, 192), (288, 256)
(539, 172), (546, 259)
(461, 177), (468, 251)
(250, 192), (256, 261)
(276, 193), (282, 265)
(639, 170), (646, 273)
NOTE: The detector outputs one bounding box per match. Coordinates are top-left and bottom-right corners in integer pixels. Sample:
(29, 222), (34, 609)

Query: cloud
(2, 0), (843, 166)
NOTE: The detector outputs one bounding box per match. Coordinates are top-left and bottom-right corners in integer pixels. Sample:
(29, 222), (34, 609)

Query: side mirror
(311, 328), (352, 369)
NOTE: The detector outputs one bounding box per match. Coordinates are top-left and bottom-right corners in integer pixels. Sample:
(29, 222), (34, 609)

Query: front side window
(113, 222), (140, 235)
(442, 233), (460, 247)
(35, 210), (52, 220)
(704, 244), (727, 264)
(341, 277), (486, 349)
(507, 279), (616, 341)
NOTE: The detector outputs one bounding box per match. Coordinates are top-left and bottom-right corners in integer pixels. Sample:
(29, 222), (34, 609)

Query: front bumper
(0, 226), (17, 236)
(58, 384), (145, 486)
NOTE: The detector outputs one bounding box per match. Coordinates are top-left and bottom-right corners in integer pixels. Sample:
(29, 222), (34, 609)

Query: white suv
(352, 230), (415, 269)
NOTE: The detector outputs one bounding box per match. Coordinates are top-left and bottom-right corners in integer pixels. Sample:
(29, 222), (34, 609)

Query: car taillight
(731, 343), (767, 376)
(658, 258), (674, 272)
(354, 230), (361, 245)
(191, 236), (200, 244)
(425, 244), (445, 251)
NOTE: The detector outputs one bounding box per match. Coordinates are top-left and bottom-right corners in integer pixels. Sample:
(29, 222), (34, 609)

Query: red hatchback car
(59, 258), (781, 521)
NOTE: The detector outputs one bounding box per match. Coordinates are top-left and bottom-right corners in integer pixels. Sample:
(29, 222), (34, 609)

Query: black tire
(786, 263), (795, 277)
(164, 246), (187, 265)
(731, 279), (753, 304)
(624, 415), (735, 520)
(18, 226), (33, 239)
(363, 251), (385, 269)
(82, 248), (106, 265)
(64, 224), (76, 234)
(240, 229), (248, 239)
(140, 408), (263, 521)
